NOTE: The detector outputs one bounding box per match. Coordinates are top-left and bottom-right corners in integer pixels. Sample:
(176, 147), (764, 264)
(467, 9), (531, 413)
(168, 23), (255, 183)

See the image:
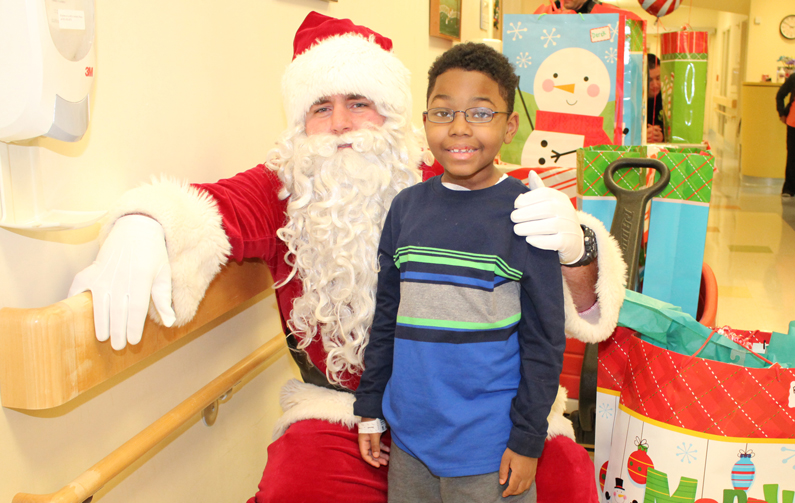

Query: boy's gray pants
(387, 443), (538, 503)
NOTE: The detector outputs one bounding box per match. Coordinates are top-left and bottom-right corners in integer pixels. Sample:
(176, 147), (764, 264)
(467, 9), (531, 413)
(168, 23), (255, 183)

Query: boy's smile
(424, 69), (519, 190)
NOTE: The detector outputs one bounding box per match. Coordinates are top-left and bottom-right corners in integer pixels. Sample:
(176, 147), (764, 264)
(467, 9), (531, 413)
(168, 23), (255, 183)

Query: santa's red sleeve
(99, 165), (286, 327)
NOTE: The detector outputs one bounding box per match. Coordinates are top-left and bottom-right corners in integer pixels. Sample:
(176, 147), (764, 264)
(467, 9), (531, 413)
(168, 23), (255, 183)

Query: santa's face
(533, 48), (611, 117)
(305, 94), (386, 136)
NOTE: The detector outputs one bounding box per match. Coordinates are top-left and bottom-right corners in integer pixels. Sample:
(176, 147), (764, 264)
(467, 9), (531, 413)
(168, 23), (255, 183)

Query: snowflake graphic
(676, 442), (698, 464)
(516, 52), (532, 68)
(610, 22), (619, 42)
(597, 402), (614, 420)
(783, 446), (795, 469)
(507, 22), (527, 41)
(541, 28), (560, 48)
(604, 47), (618, 64)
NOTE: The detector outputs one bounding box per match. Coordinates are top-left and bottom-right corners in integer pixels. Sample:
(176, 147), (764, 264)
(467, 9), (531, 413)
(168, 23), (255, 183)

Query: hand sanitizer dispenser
(0, 0), (103, 230)
(0, 0), (95, 142)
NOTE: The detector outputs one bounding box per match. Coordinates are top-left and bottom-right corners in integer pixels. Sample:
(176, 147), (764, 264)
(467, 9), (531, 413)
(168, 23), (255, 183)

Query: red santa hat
(281, 11), (413, 131)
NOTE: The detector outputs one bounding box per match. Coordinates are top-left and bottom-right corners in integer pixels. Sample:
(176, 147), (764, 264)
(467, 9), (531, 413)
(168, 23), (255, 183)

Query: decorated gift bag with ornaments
(599, 291), (795, 503)
(660, 31), (709, 143)
(500, 13), (625, 168)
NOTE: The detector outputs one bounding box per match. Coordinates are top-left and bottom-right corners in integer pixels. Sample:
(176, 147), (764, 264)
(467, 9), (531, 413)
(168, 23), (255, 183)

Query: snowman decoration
(604, 477), (628, 503)
(521, 47), (613, 168)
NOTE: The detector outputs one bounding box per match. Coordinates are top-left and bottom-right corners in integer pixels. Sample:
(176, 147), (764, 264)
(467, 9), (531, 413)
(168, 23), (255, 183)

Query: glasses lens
(427, 108), (454, 123)
(466, 108), (495, 123)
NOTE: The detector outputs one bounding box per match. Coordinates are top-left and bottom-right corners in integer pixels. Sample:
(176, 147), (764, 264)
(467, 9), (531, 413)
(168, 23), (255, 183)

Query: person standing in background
(776, 71), (795, 198)
(647, 54), (664, 143)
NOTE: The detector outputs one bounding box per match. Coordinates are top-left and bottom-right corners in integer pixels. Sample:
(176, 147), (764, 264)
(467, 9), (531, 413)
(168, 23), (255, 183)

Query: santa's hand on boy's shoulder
(511, 171), (585, 265)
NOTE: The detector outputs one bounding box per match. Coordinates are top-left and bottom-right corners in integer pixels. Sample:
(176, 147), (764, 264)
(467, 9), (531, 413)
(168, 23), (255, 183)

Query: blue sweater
(354, 175), (566, 477)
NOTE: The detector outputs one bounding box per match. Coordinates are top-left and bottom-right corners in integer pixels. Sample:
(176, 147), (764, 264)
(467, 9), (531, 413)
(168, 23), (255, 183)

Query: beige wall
(0, 1), (487, 501)
(745, 0), (795, 82)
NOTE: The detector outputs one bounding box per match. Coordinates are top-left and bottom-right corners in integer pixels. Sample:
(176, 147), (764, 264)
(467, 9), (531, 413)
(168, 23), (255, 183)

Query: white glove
(69, 215), (176, 350)
(511, 171), (585, 265)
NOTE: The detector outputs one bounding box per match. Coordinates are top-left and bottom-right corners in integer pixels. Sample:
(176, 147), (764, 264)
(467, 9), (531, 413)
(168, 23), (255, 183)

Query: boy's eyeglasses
(423, 107), (510, 124)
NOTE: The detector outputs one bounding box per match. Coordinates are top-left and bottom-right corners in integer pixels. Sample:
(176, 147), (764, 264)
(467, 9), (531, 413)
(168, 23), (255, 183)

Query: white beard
(270, 123), (421, 384)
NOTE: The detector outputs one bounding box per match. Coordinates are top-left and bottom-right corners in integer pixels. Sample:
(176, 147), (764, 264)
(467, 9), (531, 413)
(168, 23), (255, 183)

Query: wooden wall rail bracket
(11, 335), (288, 503)
(0, 260), (273, 410)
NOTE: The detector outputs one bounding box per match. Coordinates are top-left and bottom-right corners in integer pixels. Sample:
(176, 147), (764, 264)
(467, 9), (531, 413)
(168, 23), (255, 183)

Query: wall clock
(781, 14), (795, 40)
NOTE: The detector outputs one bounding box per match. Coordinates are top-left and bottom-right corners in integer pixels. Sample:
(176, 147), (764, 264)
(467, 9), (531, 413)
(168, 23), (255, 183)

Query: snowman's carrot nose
(554, 84), (575, 93)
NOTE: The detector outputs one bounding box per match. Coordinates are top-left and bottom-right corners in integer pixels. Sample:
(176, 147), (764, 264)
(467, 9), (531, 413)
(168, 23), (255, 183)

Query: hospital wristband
(358, 418), (387, 434)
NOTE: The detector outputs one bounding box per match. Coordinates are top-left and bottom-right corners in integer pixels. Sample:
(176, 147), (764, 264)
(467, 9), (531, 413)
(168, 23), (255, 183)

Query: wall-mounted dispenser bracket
(0, 142), (105, 231)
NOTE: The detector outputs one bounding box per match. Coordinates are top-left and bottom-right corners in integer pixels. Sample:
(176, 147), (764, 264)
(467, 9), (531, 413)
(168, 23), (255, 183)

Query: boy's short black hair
(427, 42), (519, 113)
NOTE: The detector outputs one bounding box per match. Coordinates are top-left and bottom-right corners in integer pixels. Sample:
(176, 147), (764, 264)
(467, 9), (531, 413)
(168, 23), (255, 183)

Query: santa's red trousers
(248, 419), (597, 503)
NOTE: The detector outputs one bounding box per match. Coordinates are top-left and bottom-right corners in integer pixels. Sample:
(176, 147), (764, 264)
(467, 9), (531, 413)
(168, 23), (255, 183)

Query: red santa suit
(100, 12), (627, 503)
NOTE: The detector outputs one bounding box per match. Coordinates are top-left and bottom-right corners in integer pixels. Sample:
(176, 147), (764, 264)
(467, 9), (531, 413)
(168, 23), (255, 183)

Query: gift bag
(577, 145), (714, 317)
(501, 13), (625, 168)
(599, 291), (795, 503)
(576, 145), (650, 230)
(660, 31), (709, 143)
(497, 161), (578, 207)
(621, 18), (647, 146)
(641, 145), (714, 318)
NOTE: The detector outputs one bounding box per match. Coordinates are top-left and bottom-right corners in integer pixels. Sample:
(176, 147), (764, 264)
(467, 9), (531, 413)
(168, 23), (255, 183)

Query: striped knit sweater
(354, 175), (566, 477)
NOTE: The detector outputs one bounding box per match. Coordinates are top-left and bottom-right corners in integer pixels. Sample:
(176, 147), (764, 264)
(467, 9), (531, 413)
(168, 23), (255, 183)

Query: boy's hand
(498, 448), (538, 498)
(512, 171), (584, 265)
(358, 418), (390, 468)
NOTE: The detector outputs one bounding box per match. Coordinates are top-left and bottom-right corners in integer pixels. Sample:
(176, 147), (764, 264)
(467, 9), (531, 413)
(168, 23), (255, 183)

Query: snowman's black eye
(584, 76), (589, 82)
(553, 73), (558, 78)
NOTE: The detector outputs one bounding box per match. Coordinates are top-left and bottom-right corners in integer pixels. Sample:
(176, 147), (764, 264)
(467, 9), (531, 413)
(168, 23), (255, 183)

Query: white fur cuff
(562, 211), (627, 344)
(101, 177), (231, 326)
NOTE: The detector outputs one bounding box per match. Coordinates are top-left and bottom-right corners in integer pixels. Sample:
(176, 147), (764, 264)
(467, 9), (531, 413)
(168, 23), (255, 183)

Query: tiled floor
(703, 137), (795, 335)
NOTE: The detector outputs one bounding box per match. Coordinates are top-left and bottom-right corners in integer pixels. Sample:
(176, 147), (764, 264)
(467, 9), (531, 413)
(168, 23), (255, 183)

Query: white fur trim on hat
(282, 33), (412, 130)
(101, 177), (231, 326)
(562, 211), (627, 344)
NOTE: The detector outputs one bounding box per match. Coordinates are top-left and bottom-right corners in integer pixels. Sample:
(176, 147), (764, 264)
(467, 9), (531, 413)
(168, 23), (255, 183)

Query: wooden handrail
(12, 334), (288, 503)
(0, 260), (273, 410)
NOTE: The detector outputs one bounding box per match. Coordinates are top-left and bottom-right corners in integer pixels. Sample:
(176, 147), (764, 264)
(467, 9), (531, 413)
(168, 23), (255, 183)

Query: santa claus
(69, 11), (625, 503)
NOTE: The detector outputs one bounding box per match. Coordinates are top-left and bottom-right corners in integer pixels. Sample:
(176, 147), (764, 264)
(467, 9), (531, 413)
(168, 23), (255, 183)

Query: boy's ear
(503, 111), (520, 144)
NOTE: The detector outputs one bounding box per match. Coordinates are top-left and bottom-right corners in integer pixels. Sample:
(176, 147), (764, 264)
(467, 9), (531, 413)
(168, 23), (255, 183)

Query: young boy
(353, 43), (566, 502)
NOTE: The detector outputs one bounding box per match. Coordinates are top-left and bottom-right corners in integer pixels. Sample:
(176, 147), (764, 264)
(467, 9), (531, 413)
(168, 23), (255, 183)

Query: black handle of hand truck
(604, 157), (671, 292)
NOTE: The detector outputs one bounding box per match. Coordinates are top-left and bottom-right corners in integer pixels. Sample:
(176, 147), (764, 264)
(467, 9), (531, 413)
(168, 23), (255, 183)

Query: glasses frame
(423, 107), (511, 124)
